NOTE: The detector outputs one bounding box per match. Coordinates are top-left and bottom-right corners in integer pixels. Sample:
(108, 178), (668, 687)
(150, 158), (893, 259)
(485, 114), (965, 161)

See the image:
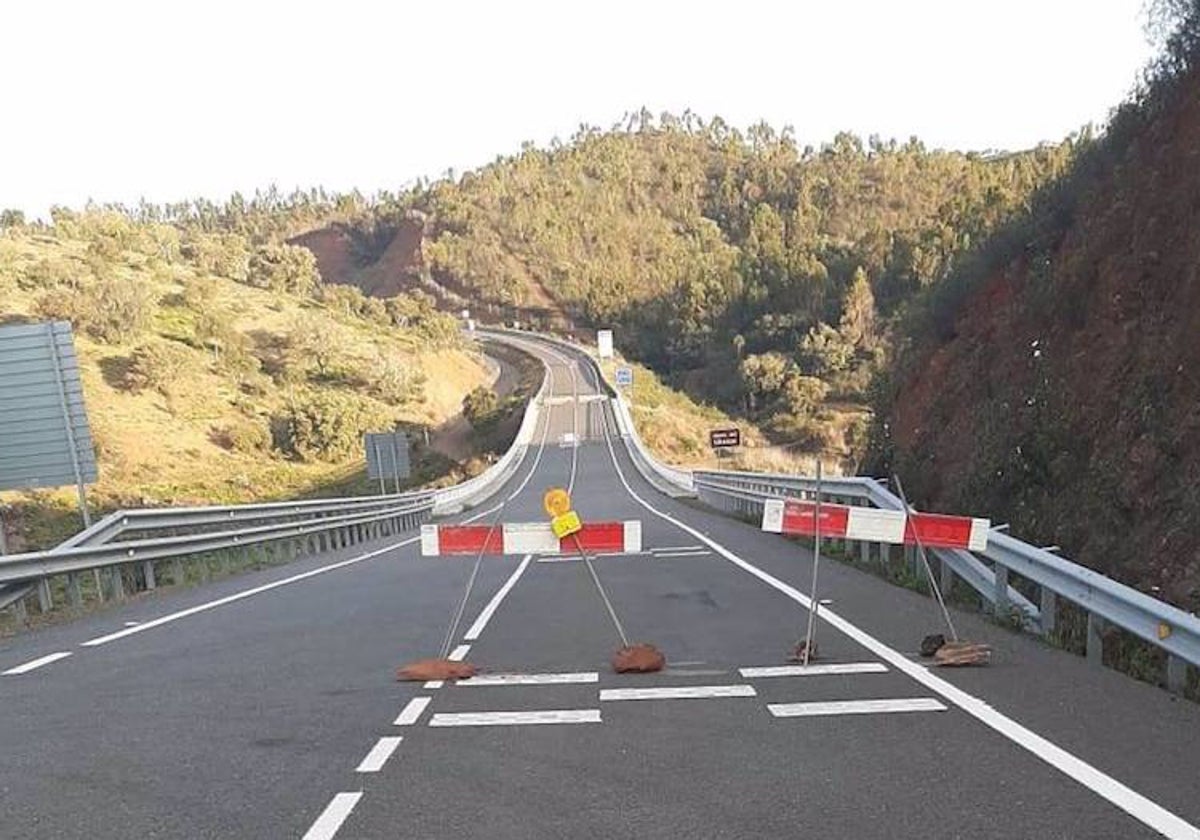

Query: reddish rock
(396, 658), (477, 682)
(612, 643), (666, 673)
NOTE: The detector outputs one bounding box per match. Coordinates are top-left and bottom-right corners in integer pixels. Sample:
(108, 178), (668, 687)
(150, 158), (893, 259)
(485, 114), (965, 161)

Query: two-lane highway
(2, 338), (1198, 839)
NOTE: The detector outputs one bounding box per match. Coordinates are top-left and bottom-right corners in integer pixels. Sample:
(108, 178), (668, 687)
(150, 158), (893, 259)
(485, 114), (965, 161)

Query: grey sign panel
(365, 432), (411, 480)
(0, 321), (99, 491)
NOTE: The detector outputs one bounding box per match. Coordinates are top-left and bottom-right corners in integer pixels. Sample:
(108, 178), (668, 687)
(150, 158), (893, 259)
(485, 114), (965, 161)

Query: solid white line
(302, 791), (362, 840)
(354, 736), (403, 773)
(448, 644), (471, 661)
(739, 663), (888, 679)
(599, 416), (1200, 840)
(769, 698), (947, 717)
(600, 685), (756, 701)
(394, 696), (432, 726)
(424, 680), (445, 689)
(457, 672), (599, 686)
(463, 554), (532, 641)
(429, 709), (601, 727)
(649, 545), (704, 553)
(653, 551), (711, 558)
(2, 651), (73, 675)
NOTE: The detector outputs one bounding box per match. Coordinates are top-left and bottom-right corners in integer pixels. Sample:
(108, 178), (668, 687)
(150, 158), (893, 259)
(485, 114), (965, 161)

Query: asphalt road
(1, 337), (1198, 839)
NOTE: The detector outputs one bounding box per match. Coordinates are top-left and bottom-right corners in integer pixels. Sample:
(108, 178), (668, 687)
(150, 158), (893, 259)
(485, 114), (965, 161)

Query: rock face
(878, 68), (1200, 612)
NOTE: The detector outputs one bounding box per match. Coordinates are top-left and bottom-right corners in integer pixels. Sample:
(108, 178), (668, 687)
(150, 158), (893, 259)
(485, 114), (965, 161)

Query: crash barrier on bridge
(761, 498), (990, 552)
(420, 521), (642, 556)
(0, 336), (555, 622)
(476, 328), (695, 498)
(466, 330), (1200, 693)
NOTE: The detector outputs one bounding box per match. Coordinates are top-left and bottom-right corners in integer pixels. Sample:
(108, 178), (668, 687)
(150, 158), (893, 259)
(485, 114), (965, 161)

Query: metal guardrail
(500, 329), (1197, 693)
(0, 336), (553, 619)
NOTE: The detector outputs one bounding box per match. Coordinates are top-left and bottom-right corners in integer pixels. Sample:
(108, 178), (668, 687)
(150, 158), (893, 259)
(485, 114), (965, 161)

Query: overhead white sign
(597, 329), (614, 359)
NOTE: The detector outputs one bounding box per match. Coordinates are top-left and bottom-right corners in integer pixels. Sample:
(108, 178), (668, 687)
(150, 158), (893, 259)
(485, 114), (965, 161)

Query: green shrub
(462, 386), (499, 430)
(37, 275), (155, 343)
(124, 341), (196, 394)
(220, 418), (271, 454)
(276, 391), (395, 462)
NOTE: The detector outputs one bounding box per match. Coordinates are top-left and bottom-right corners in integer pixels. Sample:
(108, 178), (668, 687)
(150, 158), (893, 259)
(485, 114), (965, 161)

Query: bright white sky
(1, 0), (1156, 219)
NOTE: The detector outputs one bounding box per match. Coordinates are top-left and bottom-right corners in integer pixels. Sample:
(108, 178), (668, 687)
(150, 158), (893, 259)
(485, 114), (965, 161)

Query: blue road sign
(615, 366), (633, 387)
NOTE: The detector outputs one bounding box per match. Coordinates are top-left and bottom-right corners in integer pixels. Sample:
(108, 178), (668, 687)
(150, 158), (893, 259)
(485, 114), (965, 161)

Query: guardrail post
(1086, 613), (1105, 666)
(859, 539), (870, 565)
(67, 572), (82, 607)
(37, 578), (53, 612)
(993, 564), (1010, 619)
(109, 566), (125, 600)
(939, 556), (954, 596)
(93, 569), (105, 603)
(142, 561), (156, 591)
(1166, 656), (1187, 694)
(13, 595), (28, 625)
(1039, 588), (1057, 636)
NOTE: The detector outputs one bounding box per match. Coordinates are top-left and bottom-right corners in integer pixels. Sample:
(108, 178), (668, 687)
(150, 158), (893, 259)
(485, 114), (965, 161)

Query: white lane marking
(448, 644), (471, 662)
(2, 651), (73, 675)
(355, 736), (404, 773)
(740, 663), (889, 679)
(424, 680), (445, 689)
(457, 672), (599, 686)
(649, 545), (704, 553)
(769, 698), (947, 717)
(599, 424), (1200, 840)
(76, 503), (507, 649)
(600, 685), (756, 701)
(463, 554), (532, 641)
(394, 696), (432, 726)
(302, 791), (363, 840)
(429, 709), (601, 727)
(653, 550), (711, 558)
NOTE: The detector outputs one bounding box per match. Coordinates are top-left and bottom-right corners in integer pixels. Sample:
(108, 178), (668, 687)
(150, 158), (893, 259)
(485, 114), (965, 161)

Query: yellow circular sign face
(543, 487), (572, 518)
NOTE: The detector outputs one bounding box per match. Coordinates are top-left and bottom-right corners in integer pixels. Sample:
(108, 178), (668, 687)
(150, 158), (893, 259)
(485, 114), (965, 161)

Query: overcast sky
(1, 0), (1157, 219)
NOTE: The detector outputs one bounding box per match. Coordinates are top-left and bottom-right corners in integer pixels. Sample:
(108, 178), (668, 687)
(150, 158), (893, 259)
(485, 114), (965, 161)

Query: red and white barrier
(421, 521), (642, 556)
(762, 499), (989, 552)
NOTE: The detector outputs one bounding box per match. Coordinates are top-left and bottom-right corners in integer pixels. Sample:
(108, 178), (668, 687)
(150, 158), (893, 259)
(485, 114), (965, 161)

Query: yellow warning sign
(551, 510), (583, 539)
(543, 487), (572, 518)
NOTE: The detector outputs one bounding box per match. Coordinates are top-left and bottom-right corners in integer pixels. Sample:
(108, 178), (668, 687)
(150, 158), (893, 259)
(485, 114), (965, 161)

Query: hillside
(0, 210), (489, 550)
(872, 11), (1200, 612)
(292, 122), (1074, 465)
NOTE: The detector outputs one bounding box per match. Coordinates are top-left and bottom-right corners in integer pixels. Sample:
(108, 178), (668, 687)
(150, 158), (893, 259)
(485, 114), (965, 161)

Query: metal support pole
(802, 462), (824, 666)
(1040, 588), (1057, 636)
(37, 578), (53, 612)
(67, 572), (82, 607)
(109, 566), (125, 600)
(993, 564), (1010, 619)
(1166, 656), (1187, 694)
(390, 436), (403, 494)
(859, 539), (869, 565)
(1086, 613), (1105, 666)
(14, 596), (28, 625)
(374, 439), (386, 495)
(46, 325), (91, 528)
(93, 568), (104, 602)
(143, 560), (156, 591)
(940, 555), (954, 596)
(0, 509), (8, 555)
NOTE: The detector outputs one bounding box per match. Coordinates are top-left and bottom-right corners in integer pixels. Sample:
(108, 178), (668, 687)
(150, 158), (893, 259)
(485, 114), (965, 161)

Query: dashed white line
(457, 672), (599, 686)
(429, 709), (601, 727)
(394, 696), (432, 726)
(768, 698), (947, 718)
(600, 685), (757, 701)
(739, 663), (888, 679)
(463, 554), (532, 641)
(447, 644), (471, 662)
(302, 791), (362, 840)
(423, 680), (445, 689)
(354, 736), (403, 773)
(2, 651), (73, 675)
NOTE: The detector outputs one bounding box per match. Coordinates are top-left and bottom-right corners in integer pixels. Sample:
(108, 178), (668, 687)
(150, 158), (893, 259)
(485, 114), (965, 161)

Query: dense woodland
(342, 123), (1077, 450)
